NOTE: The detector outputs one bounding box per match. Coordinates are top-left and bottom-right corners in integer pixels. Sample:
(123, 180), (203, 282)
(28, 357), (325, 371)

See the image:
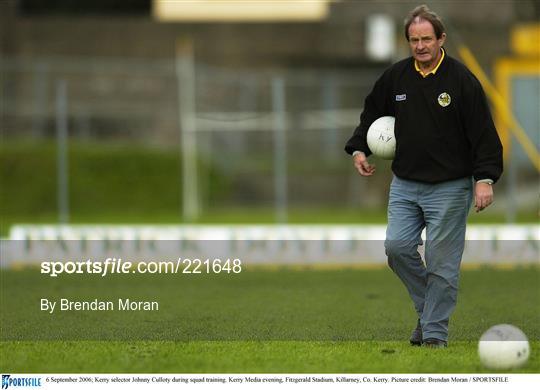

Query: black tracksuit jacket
(345, 51), (503, 184)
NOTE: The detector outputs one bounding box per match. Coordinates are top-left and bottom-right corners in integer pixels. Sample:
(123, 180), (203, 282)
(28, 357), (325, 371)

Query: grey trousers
(385, 175), (473, 342)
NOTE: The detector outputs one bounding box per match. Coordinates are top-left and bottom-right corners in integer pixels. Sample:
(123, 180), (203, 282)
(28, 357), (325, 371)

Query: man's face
(408, 19), (446, 67)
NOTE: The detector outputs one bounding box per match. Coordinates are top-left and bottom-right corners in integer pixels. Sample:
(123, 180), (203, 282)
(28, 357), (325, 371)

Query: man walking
(345, 5), (503, 347)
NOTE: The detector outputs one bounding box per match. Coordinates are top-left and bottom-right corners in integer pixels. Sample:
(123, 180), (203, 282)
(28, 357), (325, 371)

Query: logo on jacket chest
(438, 92), (451, 107)
(395, 94), (407, 101)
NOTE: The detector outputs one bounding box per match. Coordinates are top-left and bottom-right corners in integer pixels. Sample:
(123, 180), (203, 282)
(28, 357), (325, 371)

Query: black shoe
(409, 319), (422, 346)
(423, 338), (448, 348)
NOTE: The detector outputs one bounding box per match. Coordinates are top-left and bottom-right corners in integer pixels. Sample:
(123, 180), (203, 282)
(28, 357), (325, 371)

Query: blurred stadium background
(1, 0), (539, 237)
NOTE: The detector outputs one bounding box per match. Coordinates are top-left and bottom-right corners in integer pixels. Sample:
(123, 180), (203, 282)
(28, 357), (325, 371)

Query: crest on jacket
(438, 92), (451, 107)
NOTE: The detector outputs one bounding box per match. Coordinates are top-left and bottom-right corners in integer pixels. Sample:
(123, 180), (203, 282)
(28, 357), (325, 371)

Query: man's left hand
(475, 182), (494, 212)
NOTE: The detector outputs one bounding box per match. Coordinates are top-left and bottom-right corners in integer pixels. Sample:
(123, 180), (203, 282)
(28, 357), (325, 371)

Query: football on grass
(478, 324), (530, 370)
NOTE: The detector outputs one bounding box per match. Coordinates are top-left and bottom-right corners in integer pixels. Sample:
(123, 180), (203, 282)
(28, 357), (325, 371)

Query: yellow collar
(415, 48), (445, 78)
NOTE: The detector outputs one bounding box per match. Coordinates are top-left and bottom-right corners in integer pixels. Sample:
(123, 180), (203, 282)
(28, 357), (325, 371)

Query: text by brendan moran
(40, 298), (159, 313)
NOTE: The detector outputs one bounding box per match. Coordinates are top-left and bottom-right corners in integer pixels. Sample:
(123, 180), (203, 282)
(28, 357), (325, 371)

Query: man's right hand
(353, 151), (376, 176)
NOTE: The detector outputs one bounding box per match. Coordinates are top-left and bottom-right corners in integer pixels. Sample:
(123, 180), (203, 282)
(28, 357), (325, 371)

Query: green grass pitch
(1, 266), (538, 373)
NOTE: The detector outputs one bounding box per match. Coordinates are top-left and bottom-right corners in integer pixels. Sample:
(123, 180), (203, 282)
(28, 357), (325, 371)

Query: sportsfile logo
(1, 375), (42, 389)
